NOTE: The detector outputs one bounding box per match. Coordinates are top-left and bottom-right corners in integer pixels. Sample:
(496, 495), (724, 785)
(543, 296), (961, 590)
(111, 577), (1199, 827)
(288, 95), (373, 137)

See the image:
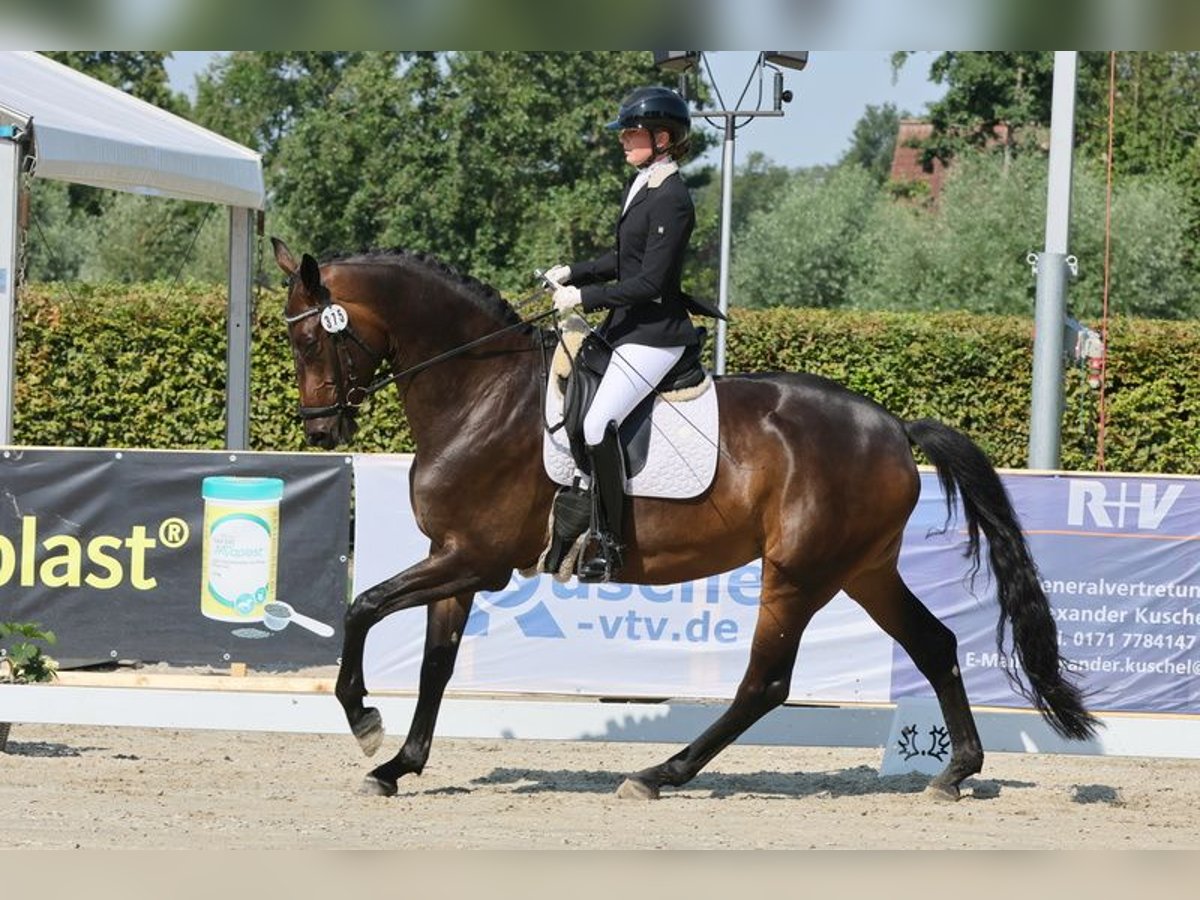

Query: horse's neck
(392, 311), (541, 449)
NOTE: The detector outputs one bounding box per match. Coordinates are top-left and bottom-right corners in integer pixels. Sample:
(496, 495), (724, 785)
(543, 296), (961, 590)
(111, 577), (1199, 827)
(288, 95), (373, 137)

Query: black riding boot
(538, 485), (593, 577)
(578, 422), (626, 583)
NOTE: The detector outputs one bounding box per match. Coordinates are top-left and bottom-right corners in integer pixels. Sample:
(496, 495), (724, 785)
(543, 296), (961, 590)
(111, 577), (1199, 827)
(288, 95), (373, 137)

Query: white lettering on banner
(1066, 479), (1184, 530)
(966, 651), (1200, 677)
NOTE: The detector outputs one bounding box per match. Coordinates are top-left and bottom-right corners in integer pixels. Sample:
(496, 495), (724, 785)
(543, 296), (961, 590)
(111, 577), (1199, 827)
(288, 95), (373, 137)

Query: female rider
(542, 85), (708, 583)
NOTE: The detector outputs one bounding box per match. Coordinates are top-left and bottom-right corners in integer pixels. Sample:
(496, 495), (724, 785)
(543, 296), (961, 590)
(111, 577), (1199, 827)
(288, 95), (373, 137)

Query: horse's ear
(271, 237), (298, 276)
(299, 253), (323, 293)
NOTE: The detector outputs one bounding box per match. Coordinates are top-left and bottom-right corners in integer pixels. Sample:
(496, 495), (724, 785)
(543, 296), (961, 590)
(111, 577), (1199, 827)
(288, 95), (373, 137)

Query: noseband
(284, 285), (382, 421)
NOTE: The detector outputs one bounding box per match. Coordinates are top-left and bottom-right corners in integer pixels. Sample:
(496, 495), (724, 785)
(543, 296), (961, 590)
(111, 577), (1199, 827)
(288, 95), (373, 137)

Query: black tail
(905, 418), (1100, 741)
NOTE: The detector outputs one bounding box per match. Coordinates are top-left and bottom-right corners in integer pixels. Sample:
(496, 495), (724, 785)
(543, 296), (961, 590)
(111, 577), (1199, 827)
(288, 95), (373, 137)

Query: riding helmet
(607, 86), (691, 156)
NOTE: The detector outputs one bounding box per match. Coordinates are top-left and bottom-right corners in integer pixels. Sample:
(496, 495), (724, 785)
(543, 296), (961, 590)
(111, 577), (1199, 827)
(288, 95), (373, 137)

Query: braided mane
(324, 249), (524, 329)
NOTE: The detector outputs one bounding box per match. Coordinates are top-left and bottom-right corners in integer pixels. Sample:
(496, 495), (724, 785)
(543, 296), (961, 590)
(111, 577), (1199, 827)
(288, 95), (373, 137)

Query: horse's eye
(295, 331), (322, 359)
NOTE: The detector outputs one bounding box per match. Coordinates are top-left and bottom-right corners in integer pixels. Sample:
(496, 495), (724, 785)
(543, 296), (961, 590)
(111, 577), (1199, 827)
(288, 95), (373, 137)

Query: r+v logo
(1067, 479), (1184, 530)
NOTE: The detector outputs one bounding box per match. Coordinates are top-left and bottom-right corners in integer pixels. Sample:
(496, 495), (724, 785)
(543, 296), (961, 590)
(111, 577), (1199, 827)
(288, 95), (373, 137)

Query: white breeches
(583, 342), (686, 447)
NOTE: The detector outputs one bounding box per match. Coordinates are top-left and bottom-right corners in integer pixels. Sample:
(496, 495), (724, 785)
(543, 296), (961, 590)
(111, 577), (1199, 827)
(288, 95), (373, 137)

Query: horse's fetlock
(398, 748), (427, 776)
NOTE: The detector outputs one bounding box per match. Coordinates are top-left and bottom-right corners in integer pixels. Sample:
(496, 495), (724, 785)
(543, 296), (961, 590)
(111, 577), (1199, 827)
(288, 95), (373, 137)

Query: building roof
(0, 51), (263, 209)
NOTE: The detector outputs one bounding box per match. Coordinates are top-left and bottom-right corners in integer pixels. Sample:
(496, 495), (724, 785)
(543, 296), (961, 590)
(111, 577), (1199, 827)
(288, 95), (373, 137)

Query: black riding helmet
(607, 85), (691, 159)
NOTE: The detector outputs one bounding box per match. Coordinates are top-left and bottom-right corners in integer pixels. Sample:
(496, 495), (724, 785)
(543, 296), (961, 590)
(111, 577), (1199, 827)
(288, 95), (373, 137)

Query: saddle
(556, 327), (708, 478)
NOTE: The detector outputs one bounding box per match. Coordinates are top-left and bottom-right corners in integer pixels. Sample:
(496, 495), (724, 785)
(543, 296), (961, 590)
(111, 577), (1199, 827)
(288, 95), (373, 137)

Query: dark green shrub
(14, 285), (1197, 474)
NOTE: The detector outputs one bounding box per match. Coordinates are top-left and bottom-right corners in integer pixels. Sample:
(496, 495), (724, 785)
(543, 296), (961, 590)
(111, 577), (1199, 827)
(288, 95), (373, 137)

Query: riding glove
(544, 264), (572, 286)
(553, 285), (583, 312)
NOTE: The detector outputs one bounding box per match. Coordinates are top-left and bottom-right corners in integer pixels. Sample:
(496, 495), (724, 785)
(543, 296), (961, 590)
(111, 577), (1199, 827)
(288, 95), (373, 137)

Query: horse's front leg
(335, 548), (492, 759)
(360, 592), (475, 797)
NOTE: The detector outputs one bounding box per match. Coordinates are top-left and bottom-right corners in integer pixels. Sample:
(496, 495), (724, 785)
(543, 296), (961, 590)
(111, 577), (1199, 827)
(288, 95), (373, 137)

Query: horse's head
(273, 237), (389, 449)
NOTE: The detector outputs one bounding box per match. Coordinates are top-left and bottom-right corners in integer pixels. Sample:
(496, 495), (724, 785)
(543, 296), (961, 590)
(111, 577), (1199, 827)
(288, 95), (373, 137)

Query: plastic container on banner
(200, 476), (284, 622)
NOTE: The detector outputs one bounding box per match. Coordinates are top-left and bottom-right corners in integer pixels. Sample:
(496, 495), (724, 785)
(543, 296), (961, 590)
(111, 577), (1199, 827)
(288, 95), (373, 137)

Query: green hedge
(12, 284), (1200, 474)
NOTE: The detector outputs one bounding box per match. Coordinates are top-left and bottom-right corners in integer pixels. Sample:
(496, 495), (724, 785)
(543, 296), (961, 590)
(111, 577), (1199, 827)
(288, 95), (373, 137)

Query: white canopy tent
(0, 50), (265, 448)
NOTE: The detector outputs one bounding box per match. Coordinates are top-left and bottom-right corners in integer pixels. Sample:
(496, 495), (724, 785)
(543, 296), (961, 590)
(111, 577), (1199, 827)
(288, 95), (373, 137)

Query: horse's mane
(324, 249), (526, 330)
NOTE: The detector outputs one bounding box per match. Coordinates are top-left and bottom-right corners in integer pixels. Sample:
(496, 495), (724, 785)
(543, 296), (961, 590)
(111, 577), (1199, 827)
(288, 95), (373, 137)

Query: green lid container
(202, 476), (284, 503)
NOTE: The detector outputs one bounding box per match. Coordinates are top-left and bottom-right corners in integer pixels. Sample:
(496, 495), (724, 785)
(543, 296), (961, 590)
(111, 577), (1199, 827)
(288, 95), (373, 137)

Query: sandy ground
(2, 721), (1198, 850)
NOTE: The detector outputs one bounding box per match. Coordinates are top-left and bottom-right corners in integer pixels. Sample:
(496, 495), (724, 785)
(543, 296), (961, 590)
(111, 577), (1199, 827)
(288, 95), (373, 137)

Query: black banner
(0, 448), (351, 668)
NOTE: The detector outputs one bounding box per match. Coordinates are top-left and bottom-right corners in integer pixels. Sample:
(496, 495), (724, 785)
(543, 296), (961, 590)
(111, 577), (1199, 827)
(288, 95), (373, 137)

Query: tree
(892, 51), (1200, 286)
(199, 51), (711, 292)
(688, 151), (788, 301)
(840, 103), (902, 183)
(732, 166), (880, 309)
(891, 52), (1051, 168)
(1078, 52), (1200, 268)
(193, 52), (379, 166)
(730, 150), (1199, 320)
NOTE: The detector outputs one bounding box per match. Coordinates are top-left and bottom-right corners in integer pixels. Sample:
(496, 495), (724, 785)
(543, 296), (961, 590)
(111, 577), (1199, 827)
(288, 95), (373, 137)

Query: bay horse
(271, 237), (1097, 800)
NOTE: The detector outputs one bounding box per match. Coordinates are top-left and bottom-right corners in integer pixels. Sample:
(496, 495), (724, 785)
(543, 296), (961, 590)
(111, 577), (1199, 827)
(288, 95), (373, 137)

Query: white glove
(543, 264), (571, 286)
(553, 285), (582, 313)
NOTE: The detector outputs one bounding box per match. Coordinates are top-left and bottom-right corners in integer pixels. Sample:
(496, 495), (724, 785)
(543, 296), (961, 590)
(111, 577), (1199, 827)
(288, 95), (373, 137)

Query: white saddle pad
(542, 368), (720, 500)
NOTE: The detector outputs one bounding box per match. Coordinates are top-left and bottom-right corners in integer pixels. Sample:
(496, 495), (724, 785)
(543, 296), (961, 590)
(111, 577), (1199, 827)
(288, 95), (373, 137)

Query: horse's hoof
(616, 777), (660, 800)
(924, 781), (961, 802)
(352, 707), (385, 757)
(359, 774), (397, 797)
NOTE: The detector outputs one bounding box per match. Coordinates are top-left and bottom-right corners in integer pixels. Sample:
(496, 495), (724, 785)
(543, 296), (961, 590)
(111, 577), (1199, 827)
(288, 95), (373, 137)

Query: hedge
(12, 283), (1200, 474)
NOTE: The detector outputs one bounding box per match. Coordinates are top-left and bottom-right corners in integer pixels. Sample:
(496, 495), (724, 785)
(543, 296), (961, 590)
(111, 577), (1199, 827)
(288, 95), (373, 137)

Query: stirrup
(576, 532), (623, 584)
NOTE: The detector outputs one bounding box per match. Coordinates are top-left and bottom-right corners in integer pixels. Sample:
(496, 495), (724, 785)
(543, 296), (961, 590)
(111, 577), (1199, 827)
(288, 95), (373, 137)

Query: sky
(163, 51), (948, 171)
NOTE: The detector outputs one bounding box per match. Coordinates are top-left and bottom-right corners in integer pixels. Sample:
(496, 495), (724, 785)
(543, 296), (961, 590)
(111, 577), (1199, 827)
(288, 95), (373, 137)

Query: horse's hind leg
(616, 562), (825, 800)
(845, 564), (983, 800)
(360, 592), (474, 797)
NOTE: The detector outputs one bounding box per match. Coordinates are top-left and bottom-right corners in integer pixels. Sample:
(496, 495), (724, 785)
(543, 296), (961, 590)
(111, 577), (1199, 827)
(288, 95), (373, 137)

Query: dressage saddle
(557, 328), (707, 479)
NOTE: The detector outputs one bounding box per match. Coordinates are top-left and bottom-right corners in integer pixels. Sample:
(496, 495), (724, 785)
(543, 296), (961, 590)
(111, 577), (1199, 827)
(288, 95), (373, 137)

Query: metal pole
(1027, 51), (1078, 470)
(714, 114), (735, 375)
(226, 206), (255, 449)
(0, 128), (23, 445)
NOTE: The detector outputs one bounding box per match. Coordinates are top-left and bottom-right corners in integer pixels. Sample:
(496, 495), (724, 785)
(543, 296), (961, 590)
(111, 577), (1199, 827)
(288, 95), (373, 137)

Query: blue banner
(893, 472), (1200, 715)
(355, 456), (1200, 714)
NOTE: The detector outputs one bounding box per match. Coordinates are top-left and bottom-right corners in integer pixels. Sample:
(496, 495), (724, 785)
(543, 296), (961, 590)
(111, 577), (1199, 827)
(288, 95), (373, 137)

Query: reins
(357, 308), (556, 401)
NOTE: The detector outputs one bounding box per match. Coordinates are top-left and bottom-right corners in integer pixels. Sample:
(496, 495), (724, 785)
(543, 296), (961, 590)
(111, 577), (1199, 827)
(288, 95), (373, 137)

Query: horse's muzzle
(305, 411), (358, 449)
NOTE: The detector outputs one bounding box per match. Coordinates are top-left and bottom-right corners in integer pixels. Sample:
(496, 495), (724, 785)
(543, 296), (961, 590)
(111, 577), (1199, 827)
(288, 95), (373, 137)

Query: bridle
(284, 275), (555, 422)
(283, 279), (386, 421)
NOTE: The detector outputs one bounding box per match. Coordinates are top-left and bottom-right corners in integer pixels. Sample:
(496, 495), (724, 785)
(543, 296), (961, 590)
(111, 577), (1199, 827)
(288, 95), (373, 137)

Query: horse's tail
(904, 418), (1100, 741)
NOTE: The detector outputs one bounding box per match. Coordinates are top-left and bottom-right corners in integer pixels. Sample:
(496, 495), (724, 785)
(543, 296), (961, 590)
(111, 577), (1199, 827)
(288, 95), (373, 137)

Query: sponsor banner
(356, 457), (1200, 714)
(354, 454), (893, 702)
(0, 448), (352, 667)
(893, 472), (1200, 715)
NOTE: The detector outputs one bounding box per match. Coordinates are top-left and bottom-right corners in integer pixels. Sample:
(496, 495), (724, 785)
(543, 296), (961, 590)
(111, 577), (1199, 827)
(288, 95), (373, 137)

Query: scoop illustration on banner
(262, 601), (335, 637)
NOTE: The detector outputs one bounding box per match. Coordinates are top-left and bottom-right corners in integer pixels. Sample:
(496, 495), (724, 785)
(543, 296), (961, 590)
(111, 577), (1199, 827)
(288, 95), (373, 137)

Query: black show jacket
(568, 166), (701, 349)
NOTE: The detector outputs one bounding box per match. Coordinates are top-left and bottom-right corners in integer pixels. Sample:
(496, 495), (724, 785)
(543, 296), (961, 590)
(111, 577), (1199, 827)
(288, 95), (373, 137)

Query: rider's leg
(578, 343), (685, 581)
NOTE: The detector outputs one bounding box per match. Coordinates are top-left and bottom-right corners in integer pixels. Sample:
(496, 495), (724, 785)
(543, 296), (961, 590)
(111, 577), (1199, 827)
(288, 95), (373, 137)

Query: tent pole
(226, 206), (255, 450)
(0, 128), (23, 445)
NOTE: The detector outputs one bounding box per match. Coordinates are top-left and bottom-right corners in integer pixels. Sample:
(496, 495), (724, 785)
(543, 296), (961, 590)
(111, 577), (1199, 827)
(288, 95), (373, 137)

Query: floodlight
(764, 51), (809, 71)
(653, 51), (700, 73)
